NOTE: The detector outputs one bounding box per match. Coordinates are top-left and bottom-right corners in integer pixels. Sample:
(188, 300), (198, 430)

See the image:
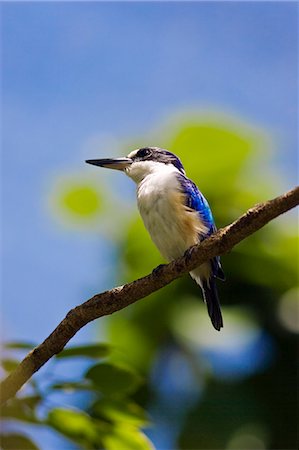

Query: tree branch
(1, 186), (298, 405)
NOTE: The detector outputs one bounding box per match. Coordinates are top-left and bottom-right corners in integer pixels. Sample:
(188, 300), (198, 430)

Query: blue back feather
(177, 174), (215, 236)
(177, 173), (225, 281)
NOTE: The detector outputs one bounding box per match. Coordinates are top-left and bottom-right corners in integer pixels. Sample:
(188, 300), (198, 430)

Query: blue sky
(2, 0), (298, 345)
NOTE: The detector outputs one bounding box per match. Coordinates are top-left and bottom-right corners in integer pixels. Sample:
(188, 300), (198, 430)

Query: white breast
(136, 165), (208, 262)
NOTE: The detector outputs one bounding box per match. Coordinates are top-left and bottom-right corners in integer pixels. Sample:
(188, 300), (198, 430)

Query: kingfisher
(86, 147), (225, 330)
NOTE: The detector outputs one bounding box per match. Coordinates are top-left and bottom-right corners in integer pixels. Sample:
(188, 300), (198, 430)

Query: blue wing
(177, 174), (215, 237)
(178, 174), (225, 281)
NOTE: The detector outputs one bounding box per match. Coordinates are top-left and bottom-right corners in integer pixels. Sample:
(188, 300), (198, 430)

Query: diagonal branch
(1, 186), (298, 405)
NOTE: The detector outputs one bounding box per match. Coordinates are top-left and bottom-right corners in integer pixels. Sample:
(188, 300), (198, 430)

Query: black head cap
(131, 147), (185, 174)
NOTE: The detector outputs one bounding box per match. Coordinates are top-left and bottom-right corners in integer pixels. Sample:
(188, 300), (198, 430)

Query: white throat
(125, 160), (179, 184)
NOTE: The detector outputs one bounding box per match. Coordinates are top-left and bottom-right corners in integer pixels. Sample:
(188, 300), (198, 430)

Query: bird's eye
(137, 148), (151, 158)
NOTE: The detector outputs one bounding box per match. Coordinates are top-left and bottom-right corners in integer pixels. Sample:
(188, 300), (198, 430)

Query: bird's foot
(184, 246), (196, 263)
(152, 264), (167, 277)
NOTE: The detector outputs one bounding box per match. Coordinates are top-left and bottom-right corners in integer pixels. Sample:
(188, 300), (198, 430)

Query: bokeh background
(1, 2), (298, 450)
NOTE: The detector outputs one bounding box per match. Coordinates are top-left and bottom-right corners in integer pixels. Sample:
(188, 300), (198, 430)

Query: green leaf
(102, 425), (154, 450)
(0, 434), (39, 450)
(56, 343), (110, 359)
(92, 398), (150, 426)
(21, 395), (42, 410)
(168, 122), (258, 190)
(47, 408), (101, 446)
(1, 358), (20, 372)
(85, 363), (142, 396)
(1, 396), (41, 423)
(4, 341), (36, 350)
(59, 183), (102, 217)
(50, 381), (98, 392)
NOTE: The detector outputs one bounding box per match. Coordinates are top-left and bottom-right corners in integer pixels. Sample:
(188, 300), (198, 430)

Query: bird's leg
(152, 264), (167, 277)
(184, 245), (196, 263)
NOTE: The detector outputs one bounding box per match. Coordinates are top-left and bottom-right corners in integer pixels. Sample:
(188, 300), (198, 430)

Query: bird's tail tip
(202, 278), (223, 331)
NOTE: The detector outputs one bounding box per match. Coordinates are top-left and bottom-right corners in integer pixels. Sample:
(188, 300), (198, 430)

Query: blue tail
(201, 278), (223, 331)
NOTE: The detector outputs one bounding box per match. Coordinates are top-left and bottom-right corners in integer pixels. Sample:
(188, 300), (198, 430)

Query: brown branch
(1, 186), (298, 405)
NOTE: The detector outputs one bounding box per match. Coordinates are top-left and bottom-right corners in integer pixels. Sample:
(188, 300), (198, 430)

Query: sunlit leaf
(0, 434), (39, 450)
(47, 408), (101, 446)
(21, 395), (42, 410)
(102, 425), (154, 450)
(4, 342), (36, 350)
(1, 396), (41, 423)
(168, 121), (259, 189)
(108, 315), (157, 372)
(56, 343), (110, 359)
(85, 363), (142, 396)
(92, 398), (150, 426)
(54, 179), (103, 219)
(49, 175), (107, 231)
(1, 358), (20, 372)
(61, 184), (102, 217)
(50, 381), (98, 392)
(122, 216), (161, 279)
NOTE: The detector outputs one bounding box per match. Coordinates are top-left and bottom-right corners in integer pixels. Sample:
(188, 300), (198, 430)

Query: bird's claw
(184, 246), (195, 263)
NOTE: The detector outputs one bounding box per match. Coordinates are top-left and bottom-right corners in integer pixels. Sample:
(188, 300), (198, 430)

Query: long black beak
(85, 157), (132, 171)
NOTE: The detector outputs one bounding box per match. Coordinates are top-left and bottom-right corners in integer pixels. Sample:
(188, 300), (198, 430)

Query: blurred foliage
(61, 184), (102, 217)
(0, 433), (39, 450)
(108, 118), (298, 449)
(0, 344), (152, 450)
(55, 344), (110, 359)
(1, 117), (298, 449)
(49, 175), (105, 232)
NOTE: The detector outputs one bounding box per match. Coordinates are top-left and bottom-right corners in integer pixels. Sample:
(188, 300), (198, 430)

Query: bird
(86, 147), (225, 330)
